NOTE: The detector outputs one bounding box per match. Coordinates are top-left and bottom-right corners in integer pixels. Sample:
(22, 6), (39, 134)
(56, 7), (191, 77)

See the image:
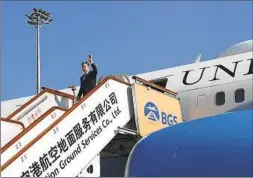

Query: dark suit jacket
(77, 63), (97, 99)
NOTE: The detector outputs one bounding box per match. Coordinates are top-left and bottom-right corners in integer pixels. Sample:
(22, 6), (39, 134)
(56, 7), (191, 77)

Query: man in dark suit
(76, 53), (98, 101)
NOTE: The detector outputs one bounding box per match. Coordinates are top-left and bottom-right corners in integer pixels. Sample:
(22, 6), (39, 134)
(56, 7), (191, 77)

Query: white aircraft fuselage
(134, 51), (253, 120)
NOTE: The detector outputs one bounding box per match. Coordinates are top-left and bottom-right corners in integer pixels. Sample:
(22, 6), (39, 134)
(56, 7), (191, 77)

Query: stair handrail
(6, 87), (74, 120)
(1, 118), (25, 130)
(1, 76), (131, 172)
(132, 76), (178, 97)
(1, 107), (67, 154)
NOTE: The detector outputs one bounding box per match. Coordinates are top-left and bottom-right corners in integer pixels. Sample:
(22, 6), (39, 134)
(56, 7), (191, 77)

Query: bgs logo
(144, 102), (160, 122)
(144, 102), (178, 126)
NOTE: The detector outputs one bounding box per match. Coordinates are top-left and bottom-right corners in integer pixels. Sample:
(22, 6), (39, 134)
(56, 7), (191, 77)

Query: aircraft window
(215, 91), (225, 106)
(234, 88), (245, 103)
(87, 165), (93, 174)
(150, 78), (168, 88)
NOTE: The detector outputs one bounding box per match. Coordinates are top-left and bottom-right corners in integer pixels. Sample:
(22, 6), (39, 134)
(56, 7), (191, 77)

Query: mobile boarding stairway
(1, 75), (183, 177)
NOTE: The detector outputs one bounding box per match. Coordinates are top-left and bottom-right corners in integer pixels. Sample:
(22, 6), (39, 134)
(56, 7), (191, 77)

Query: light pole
(25, 8), (53, 94)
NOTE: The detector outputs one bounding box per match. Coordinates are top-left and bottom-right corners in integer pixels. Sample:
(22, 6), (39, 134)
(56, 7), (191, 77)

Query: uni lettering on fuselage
(182, 58), (253, 85)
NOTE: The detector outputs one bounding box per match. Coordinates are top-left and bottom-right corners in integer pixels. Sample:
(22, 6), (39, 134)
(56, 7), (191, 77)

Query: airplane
(102, 39), (253, 176)
(1, 39), (252, 177)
